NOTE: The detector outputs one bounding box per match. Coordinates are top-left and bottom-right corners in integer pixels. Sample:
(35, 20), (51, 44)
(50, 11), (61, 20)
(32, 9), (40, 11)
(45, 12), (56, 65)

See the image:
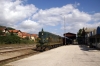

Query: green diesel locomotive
(36, 29), (63, 51)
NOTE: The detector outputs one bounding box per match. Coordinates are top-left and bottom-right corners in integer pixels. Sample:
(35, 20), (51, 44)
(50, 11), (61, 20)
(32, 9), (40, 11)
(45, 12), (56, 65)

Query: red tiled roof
(0, 27), (6, 31)
(31, 34), (38, 38)
(64, 32), (76, 37)
(22, 32), (30, 37)
(9, 30), (20, 33)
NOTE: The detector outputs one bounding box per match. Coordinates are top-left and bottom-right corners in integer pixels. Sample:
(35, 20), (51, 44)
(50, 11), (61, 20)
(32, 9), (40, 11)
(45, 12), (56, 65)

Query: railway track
(0, 45), (40, 65)
(0, 44), (35, 49)
(0, 46), (35, 53)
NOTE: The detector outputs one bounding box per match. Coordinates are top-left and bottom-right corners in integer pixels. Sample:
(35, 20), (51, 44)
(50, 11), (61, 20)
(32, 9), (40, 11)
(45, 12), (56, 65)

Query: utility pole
(64, 16), (66, 45)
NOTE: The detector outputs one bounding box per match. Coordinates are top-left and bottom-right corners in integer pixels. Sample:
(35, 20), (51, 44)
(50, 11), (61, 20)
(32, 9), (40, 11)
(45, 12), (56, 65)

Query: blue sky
(0, 0), (100, 36)
(27, 0), (100, 12)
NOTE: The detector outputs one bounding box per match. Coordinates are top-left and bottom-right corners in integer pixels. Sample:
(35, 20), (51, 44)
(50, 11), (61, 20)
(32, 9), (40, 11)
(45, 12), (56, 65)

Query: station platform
(5, 45), (100, 66)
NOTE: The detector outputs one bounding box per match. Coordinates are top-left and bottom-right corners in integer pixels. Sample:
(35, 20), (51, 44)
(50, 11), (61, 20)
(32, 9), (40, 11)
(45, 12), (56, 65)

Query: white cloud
(19, 20), (41, 29)
(65, 9), (91, 23)
(32, 4), (75, 26)
(92, 13), (100, 21)
(17, 19), (42, 33)
(32, 4), (91, 26)
(0, 0), (38, 27)
(73, 2), (80, 7)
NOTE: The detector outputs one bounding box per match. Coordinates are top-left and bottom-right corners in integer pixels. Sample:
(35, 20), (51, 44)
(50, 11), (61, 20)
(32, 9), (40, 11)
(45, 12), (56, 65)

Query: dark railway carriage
(63, 37), (72, 45)
(88, 26), (100, 49)
(36, 29), (63, 51)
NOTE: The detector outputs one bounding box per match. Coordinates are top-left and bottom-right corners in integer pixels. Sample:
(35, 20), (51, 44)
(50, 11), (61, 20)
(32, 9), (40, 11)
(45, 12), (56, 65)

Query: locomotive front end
(39, 31), (47, 44)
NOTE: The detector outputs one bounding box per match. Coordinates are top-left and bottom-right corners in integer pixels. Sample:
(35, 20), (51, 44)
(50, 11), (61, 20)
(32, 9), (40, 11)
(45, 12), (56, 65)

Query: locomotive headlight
(42, 33), (43, 35)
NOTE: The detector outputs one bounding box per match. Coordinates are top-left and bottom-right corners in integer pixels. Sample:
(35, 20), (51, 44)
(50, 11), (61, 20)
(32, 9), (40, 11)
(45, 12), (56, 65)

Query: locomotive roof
(39, 28), (61, 37)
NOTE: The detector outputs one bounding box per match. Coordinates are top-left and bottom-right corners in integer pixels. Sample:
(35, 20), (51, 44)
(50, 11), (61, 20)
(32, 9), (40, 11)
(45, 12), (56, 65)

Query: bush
(0, 36), (6, 44)
(20, 38), (34, 44)
(0, 33), (20, 44)
(4, 34), (20, 44)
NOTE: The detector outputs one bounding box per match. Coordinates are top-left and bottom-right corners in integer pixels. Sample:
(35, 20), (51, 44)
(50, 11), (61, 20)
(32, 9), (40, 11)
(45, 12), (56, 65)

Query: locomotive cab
(38, 29), (48, 44)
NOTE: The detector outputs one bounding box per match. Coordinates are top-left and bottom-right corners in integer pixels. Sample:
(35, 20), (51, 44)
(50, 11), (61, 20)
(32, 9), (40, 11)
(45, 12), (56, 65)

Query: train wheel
(40, 46), (44, 52)
(36, 47), (41, 51)
(45, 47), (50, 51)
(49, 46), (52, 49)
(42, 47), (45, 51)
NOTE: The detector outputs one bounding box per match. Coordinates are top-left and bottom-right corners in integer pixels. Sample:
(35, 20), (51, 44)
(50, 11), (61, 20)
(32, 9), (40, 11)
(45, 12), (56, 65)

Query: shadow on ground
(79, 45), (99, 51)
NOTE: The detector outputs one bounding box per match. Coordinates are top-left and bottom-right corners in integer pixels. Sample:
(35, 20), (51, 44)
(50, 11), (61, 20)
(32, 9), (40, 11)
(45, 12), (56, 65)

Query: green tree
(77, 28), (86, 44)
(77, 29), (83, 37)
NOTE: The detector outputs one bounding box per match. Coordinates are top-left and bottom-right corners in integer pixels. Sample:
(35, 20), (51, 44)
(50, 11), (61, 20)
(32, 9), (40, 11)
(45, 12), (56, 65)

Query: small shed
(64, 32), (76, 40)
(63, 32), (76, 44)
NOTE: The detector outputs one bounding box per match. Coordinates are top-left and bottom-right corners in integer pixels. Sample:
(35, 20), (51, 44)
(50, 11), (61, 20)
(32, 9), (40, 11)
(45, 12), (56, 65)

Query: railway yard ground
(0, 44), (40, 65)
(3, 44), (100, 66)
